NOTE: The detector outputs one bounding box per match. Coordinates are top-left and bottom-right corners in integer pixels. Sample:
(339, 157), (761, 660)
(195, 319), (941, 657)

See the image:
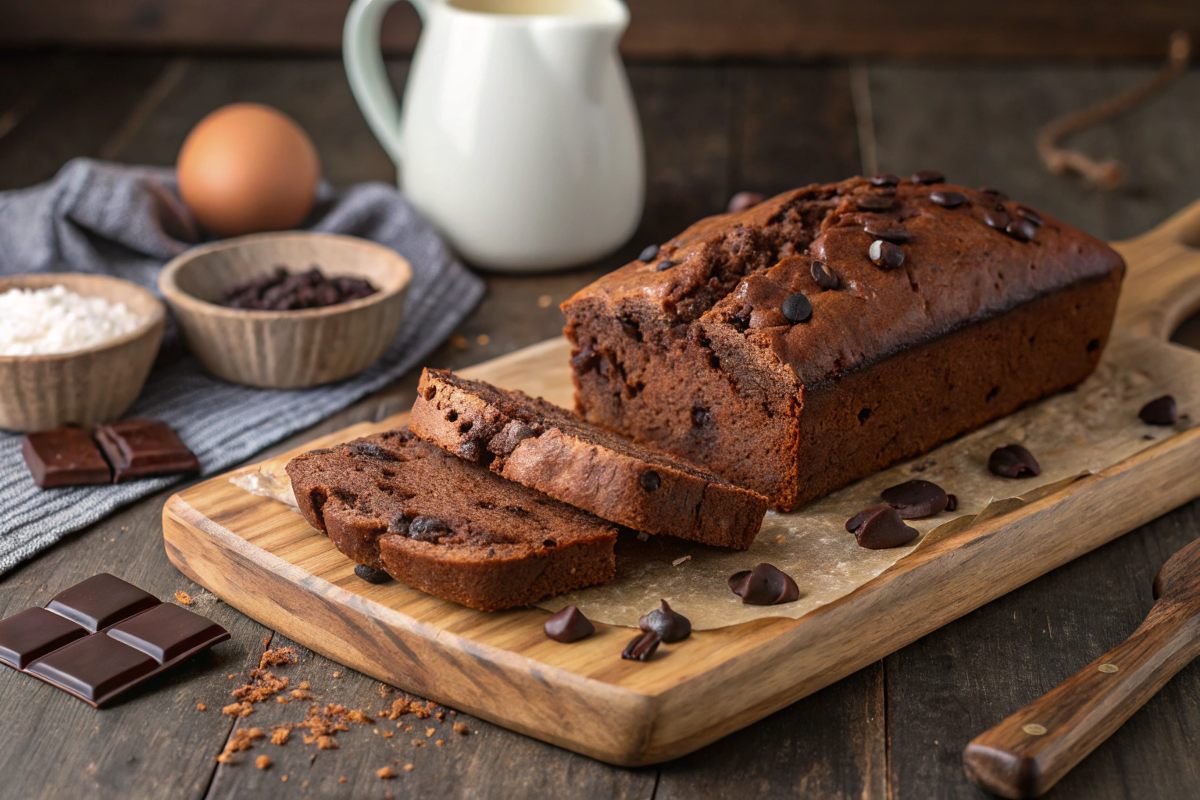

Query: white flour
(0, 284), (144, 356)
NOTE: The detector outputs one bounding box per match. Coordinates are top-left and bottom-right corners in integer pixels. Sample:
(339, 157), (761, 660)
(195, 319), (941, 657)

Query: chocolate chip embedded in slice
(1004, 219), (1038, 242)
(781, 293), (812, 324)
(1139, 395), (1178, 426)
(847, 506), (920, 549)
(869, 239), (905, 269)
(354, 564), (392, 584)
(945, 494), (959, 512)
(979, 186), (1009, 201)
(911, 169), (945, 185)
(987, 444), (1041, 478)
(880, 479), (949, 519)
(656, 259), (677, 272)
(407, 516), (449, 542)
(863, 221), (912, 244)
(929, 190), (967, 208)
(871, 173), (901, 187)
(637, 244), (660, 262)
(544, 605), (595, 643)
(639, 470), (662, 492)
(638, 599), (691, 643)
(727, 191), (766, 213)
(728, 563), (800, 605)
(810, 260), (839, 290)
(1014, 206), (1044, 226)
(983, 207), (1011, 230)
(855, 194), (895, 211)
(621, 630), (661, 661)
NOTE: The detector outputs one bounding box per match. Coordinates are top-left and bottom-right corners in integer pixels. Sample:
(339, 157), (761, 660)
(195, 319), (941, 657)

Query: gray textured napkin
(0, 158), (484, 574)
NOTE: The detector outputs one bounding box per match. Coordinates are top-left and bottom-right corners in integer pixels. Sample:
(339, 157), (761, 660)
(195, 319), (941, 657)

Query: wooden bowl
(159, 233), (412, 389)
(0, 273), (166, 432)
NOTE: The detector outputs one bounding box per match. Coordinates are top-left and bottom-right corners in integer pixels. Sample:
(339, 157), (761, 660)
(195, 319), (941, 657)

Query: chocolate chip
(691, 405), (711, 426)
(856, 194), (895, 211)
(912, 169), (945, 185)
(1139, 395), (1178, 426)
(408, 516), (449, 541)
(488, 420), (537, 457)
(881, 479), (949, 519)
(929, 190), (967, 208)
(638, 244), (660, 262)
(983, 207), (1011, 230)
(343, 441), (400, 461)
(656, 259), (677, 272)
(639, 470), (662, 492)
(387, 513), (410, 536)
(869, 239), (905, 269)
(622, 630), (661, 661)
(727, 191), (766, 214)
(544, 605), (595, 643)
(354, 564), (392, 584)
(810, 260), (839, 290)
(988, 444), (1041, 478)
(638, 599), (691, 643)
(781, 293), (812, 324)
(728, 563), (800, 605)
(945, 494), (958, 512)
(871, 173), (901, 187)
(847, 506), (920, 549)
(979, 186), (1009, 201)
(1004, 219), (1038, 242)
(1014, 206), (1043, 226)
(863, 221), (912, 244)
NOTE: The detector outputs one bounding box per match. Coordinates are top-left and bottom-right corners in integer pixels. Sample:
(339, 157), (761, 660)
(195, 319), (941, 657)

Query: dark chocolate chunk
(21, 427), (111, 489)
(656, 259), (677, 272)
(871, 173), (901, 187)
(929, 190), (967, 208)
(47, 573), (160, 632)
(856, 194), (895, 211)
(1139, 395), (1178, 426)
(638, 470), (662, 492)
(1004, 219), (1038, 242)
(979, 186), (1009, 201)
(0, 573), (228, 707)
(881, 479), (949, 519)
(488, 420), (538, 457)
(781, 293), (812, 324)
(638, 244), (660, 262)
(727, 191), (766, 214)
(387, 513), (411, 536)
(863, 221), (912, 244)
(810, 260), (840, 290)
(219, 266), (377, 311)
(869, 239), (905, 269)
(544, 606), (595, 643)
(912, 169), (945, 185)
(94, 419), (200, 483)
(945, 494), (959, 512)
(845, 504), (891, 533)
(728, 563), (800, 605)
(1014, 205), (1044, 226)
(638, 599), (691, 643)
(621, 630), (661, 661)
(408, 516), (449, 542)
(847, 506), (920, 549)
(988, 444), (1041, 478)
(354, 564), (392, 584)
(983, 207), (1011, 230)
(343, 441), (400, 461)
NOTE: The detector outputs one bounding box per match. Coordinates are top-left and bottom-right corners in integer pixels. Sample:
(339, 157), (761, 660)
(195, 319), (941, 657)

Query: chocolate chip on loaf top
(410, 369), (769, 549)
(285, 429), (618, 611)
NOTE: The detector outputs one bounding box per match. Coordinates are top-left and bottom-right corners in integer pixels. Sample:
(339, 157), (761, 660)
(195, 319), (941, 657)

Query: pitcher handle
(343, 0), (426, 166)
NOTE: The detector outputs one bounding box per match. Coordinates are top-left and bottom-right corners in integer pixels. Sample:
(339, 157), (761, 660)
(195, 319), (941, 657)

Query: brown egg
(177, 103), (321, 238)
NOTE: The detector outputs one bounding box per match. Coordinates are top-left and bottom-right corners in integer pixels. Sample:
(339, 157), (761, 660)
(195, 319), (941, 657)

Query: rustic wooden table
(1, 52), (1199, 800)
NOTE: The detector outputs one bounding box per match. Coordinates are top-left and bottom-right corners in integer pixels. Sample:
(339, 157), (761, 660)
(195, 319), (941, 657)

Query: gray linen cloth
(0, 158), (484, 574)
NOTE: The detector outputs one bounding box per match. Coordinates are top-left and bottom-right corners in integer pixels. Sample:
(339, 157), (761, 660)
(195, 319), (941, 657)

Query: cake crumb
(776, 534), (785, 544)
(672, 555), (691, 567)
(411, 740), (425, 748)
(259, 647), (298, 670)
(317, 735), (338, 750)
(453, 722), (470, 735)
(537, 295), (552, 308)
(275, 696), (290, 704)
(291, 689), (313, 700)
(436, 711), (444, 721)
(271, 728), (290, 745)
(377, 767), (396, 779)
(255, 755), (272, 770)
(298, 681), (310, 690)
(196, 702), (206, 712)
(174, 590), (193, 605)
(248, 728), (265, 740)
(333, 671), (341, 678)
(228, 674), (235, 680)
(403, 726), (411, 732)
(338, 777), (347, 784)
(426, 728), (435, 738)
(281, 775), (287, 782)
(436, 740), (444, 747)
(476, 334), (490, 346)
(404, 764), (414, 772)
(381, 731), (394, 739)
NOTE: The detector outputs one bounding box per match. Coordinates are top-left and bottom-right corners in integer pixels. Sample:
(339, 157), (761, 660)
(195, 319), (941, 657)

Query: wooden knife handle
(963, 603), (1200, 798)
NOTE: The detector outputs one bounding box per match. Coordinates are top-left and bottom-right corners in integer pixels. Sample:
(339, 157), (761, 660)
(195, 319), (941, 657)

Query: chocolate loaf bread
(285, 429), (617, 611)
(563, 174), (1125, 510)
(410, 368), (769, 549)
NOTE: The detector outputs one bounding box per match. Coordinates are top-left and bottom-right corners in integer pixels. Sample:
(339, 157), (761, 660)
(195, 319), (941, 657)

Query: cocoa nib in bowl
(219, 266), (377, 311)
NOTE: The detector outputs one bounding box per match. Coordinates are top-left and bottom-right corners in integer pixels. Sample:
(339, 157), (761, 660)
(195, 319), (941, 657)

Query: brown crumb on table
(476, 334), (490, 346)
(453, 722), (470, 735)
(378, 683), (392, 698)
(248, 728), (265, 740)
(333, 671), (341, 678)
(411, 740), (425, 748)
(377, 766), (396, 779)
(436, 740), (444, 747)
(338, 777), (347, 784)
(538, 295), (552, 308)
(404, 764), (414, 772)
(403, 726), (411, 732)
(291, 689), (313, 700)
(196, 703), (206, 712)
(426, 728), (435, 738)
(255, 755), (272, 770)
(672, 555), (691, 566)
(228, 674), (235, 680)
(381, 731), (394, 739)
(271, 728), (290, 745)
(436, 711), (444, 721)
(259, 647), (298, 670)
(217, 728), (259, 763)
(174, 590), (193, 605)
(298, 681), (310, 690)
(275, 696), (290, 705)
(281, 775), (287, 782)
(317, 735), (338, 750)
(776, 534), (786, 544)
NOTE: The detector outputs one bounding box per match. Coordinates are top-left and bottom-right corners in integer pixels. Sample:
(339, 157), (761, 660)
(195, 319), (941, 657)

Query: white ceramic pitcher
(344, 0), (644, 272)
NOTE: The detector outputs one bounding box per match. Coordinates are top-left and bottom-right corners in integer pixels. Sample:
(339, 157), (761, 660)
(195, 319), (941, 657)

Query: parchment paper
(233, 330), (1199, 630)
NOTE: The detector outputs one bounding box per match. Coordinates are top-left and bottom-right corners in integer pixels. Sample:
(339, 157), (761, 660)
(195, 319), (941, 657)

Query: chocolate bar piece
(21, 427), (111, 488)
(0, 574), (228, 707)
(94, 419), (201, 483)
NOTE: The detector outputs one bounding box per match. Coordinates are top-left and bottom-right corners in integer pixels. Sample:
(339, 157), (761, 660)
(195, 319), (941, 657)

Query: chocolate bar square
(0, 608), (89, 669)
(46, 573), (161, 632)
(21, 427), (111, 488)
(95, 419), (201, 484)
(27, 634), (158, 705)
(108, 603), (226, 662)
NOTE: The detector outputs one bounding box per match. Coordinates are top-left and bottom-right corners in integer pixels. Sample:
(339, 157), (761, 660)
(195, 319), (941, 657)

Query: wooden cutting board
(163, 199), (1200, 767)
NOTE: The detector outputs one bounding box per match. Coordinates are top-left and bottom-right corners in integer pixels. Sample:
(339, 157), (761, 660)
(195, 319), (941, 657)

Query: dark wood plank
(2, 0), (1197, 60)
